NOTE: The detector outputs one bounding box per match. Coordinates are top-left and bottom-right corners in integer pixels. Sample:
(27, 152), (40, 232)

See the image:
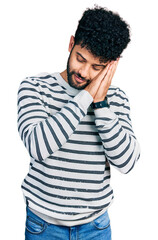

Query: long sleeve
(17, 78), (93, 161)
(94, 90), (140, 174)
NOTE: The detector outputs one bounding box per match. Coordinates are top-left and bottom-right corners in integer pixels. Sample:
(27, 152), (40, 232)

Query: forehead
(73, 44), (108, 65)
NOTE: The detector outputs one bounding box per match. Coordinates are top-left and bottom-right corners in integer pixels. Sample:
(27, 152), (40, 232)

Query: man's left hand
(93, 59), (119, 103)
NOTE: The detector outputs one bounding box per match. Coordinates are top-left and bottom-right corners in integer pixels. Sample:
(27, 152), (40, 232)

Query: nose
(78, 64), (90, 79)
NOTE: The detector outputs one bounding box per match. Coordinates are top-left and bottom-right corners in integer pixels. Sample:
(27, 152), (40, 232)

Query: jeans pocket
(92, 211), (110, 230)
(26, 215), (47, 235)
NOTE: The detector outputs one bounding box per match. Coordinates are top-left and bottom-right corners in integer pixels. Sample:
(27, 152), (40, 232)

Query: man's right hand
(84, 60), (119, 102)
(84, 63), (111, 99)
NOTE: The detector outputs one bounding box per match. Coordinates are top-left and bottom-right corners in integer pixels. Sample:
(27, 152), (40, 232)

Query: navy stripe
(18, 95), (40, 105)
(104, 134), (127, 151)
(59, 112), (75, 131)
(108, 87), (126, 97)
(34, 127), (43, 161)
(107, 93), (128, 101)
(19, 87), (68, 104)
(28, 133), (33, 158)
(59, 148), (104, 156)
(18, 115), (46, 131)
(95, 117), (113, 121)
(31, 166), (110, 184)
(26, 175), (111, 202)
(24, 194), (112, 217)
(125, 160), (136, 174)
(45, 119), (62, 148)
(67, 139), (102, 145)
(35, 161), (104, 174)
(101, 127), (123, 143)
(40, 122), (53, 155)
(124, 105), (130, 111)
(68, 100), (85, 116)
(23, 184), (113, 210)
(52, 115), (69, 140)
(20, 80), (66, 94)
(21, 123), (32, 140)
(18, 95), (60, 111)
(18, 102), (41, 114)
(24, 193), (78, 215)
(24, 177), (110, 194)
(74, 130), (98, 136)
(34, 74), (55, 79)
(18, 109), (47, 122)
(79, 121), (95, 125)
(48, 155), (106, 165)
(64, 106), (80, 121)
(110, 101), (125, 107)
(109, 139), (131, 160)
(115, 112), (131, 120)
(109, 148), (135, 168)
(48, 156), (107, 165)
(97, 121), (118, 134)
(119, 117), (132, 128)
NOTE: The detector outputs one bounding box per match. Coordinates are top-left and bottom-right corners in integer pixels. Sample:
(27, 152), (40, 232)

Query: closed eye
(76, 54), (86, 63)
(93, 65), (104, 71)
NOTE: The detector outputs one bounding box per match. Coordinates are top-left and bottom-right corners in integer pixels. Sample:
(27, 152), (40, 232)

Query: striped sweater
(17, 72), (140, 226)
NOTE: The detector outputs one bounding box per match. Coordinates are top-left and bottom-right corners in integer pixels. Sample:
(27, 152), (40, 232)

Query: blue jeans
(25, 207), (111, 240)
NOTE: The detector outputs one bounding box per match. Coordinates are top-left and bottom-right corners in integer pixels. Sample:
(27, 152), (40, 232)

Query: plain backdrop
(1, 0), (158, 239)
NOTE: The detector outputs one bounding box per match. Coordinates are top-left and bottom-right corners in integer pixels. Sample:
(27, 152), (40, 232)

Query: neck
(60, 70), (68, 83)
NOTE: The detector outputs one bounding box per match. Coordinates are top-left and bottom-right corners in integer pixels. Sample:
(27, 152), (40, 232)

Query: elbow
(119, 152), (140, 174)
(116, 141), (141, 174)
(122, 161), (136, 174)
(108, 150), (140, 174)
(26, 132), (46, 162)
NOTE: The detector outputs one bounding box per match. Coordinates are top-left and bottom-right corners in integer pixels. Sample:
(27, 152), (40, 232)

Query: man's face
(66, 42), (109, 90)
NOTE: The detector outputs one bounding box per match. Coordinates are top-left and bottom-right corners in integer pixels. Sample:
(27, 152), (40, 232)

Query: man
(17, 6), (140, 240)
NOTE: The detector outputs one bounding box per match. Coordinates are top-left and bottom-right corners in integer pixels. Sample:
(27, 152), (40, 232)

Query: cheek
(68, 56), (79, 72)
(69, 62), (78, 73)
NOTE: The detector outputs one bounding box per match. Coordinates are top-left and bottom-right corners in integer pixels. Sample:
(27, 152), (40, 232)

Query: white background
(0, 0), (158, 239)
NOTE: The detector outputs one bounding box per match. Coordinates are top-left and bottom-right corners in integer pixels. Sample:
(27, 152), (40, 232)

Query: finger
(109, 60), (119, 81)
(104, 60), (119, 83)
(101, 61), (114, 82)
(93, 62), (111, 83)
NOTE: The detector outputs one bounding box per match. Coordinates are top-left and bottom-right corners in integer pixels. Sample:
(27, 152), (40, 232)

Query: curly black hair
(74, 6), (131, 62)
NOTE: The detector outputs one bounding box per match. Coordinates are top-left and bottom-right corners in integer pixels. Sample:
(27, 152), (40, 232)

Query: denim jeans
(25, 207), (111, 240)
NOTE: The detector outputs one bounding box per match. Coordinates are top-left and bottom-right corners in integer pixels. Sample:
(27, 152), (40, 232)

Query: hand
(84, 59), (119, 102)
(84, 62), (111, 98)
(93, 59), (119, 103)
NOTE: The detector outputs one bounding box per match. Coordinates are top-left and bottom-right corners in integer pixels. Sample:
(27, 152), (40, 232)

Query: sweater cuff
(73, 90), (93, 113)
(94, 107), (117, 120)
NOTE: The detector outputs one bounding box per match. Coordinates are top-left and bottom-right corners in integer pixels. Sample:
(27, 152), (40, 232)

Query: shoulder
(18, 72), (58, 91)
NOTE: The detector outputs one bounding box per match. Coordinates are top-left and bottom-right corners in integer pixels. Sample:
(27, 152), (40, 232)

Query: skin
(61, 36), (119, 103)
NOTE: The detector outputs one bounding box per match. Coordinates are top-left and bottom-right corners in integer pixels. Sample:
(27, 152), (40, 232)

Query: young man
(17, 6), (140, 240)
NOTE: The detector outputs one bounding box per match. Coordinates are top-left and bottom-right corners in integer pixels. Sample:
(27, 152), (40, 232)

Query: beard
(66, 53), (90, 90)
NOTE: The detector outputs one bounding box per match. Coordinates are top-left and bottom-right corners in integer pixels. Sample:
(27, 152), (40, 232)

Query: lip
(74, 74), (86, 83)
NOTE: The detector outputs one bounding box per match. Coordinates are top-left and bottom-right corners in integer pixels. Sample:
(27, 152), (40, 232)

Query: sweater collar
(52, 72), (80, 96)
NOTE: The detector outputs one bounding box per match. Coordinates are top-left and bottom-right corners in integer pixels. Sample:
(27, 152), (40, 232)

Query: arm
(85, 60), (140, 173)
(94, 91), (140, 174)
(17, 77), (93, 161)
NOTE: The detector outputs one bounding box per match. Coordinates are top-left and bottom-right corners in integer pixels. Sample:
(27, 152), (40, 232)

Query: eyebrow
(76, 52), (86, 61)
(76, 52), (108, 67)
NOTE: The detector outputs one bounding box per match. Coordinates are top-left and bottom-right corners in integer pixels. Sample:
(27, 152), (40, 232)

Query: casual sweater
(17, 72), (140, 226)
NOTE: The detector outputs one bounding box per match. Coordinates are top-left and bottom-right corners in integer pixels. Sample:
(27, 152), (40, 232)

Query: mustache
(70, 71), (89, 82)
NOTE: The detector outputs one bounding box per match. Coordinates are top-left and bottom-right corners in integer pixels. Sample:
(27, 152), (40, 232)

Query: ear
(68, 35), (75, 52)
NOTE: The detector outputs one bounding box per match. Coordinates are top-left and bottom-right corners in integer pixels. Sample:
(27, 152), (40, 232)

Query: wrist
(93, 98), (105, 103)
(91, 98), (109, 109)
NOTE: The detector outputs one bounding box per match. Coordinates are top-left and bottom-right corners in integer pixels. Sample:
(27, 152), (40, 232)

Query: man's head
(66, 6), (131, 90)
